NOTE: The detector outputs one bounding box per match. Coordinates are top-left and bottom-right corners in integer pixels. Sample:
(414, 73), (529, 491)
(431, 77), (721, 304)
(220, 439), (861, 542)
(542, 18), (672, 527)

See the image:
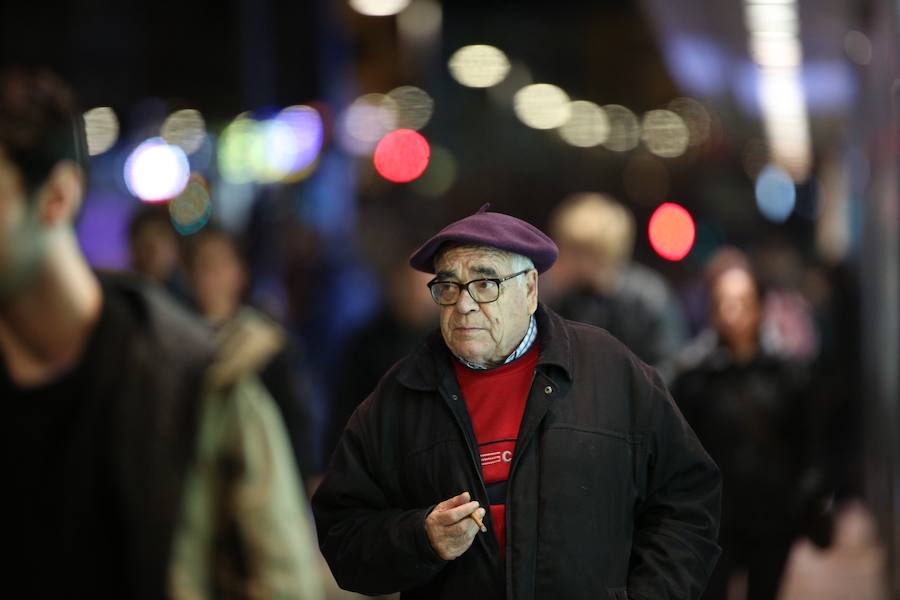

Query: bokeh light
(513, 84), (571, 130)
(349, 0), (410, 17)
(161, 109), (206, 155)
(755, 164), (796, 223)
(373, 128), (431, 183)
(397, 0), (442, 42)
(601, 104), (641, 152)
(339, 94), (399, 155)
(410, 144), (457, 197)
(258, 105), (324, 182)
(558, 100), (609, 147)
(83, 107), (119, 156)
(844, 30), (872, 65)
(169, 174), (212, 235)
(668, 97), (712, 147)
(218, 115), (260, 184)
(387, 86), (434, 130)
(648, 202), (696, 261)
(124, 137), (190, 203)
(448, 45), (511, 88)
(641, 109), (690, 158)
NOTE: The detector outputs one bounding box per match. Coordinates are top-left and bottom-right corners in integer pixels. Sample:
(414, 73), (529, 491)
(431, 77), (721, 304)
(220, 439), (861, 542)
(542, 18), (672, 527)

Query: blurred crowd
(2, 65), (886, 600)
(126, 186), (870, 599)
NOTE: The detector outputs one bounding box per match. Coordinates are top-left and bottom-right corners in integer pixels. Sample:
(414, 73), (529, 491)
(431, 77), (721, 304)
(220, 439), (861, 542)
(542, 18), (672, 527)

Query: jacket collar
(396, 303), (574, 392)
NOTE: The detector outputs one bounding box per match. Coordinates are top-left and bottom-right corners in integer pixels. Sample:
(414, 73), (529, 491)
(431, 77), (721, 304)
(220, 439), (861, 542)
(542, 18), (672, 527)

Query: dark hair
(0, 67), (87, 195)
(128, 204), (173, 244)
(182, 223), (246, 270)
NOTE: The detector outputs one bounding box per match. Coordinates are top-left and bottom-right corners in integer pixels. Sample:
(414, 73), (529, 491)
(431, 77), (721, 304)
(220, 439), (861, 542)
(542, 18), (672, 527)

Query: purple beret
(409, 204), (559, 274)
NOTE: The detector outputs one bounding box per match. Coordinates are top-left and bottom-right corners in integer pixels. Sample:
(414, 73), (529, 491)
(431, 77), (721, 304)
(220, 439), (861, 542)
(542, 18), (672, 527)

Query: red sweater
(451, 343), (539, 557)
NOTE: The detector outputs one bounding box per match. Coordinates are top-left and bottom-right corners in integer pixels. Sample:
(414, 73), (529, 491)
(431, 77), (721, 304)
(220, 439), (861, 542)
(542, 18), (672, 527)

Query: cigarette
(470, 510), (487, 533)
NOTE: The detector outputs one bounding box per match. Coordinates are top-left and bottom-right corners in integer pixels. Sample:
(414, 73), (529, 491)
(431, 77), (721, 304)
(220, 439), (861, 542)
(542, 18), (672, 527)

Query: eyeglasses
(427, 269), (531, 306)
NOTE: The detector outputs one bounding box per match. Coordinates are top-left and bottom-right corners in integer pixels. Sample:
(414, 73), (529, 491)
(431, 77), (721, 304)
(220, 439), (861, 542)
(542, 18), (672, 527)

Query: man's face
(0, 153), (26, 265)
(711, 268), (761, 347)
(130, 221), (179, 283)
(190, 235), (246, 314)
(434, 246), (537, 367)
(0, 151), (41, 299)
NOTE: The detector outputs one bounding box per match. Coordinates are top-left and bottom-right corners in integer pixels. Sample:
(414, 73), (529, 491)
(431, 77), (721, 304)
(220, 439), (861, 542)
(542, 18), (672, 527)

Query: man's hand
(424, 491), (485, 560)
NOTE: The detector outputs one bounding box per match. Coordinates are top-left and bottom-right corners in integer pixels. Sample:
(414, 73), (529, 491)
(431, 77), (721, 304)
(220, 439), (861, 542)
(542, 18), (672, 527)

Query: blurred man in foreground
(313, 204), (721, 599)
(0, 67), (322, 599)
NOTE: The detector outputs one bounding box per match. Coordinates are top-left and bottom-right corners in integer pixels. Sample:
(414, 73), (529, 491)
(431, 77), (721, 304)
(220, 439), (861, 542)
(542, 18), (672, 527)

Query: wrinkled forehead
(433, 244), (512, 276)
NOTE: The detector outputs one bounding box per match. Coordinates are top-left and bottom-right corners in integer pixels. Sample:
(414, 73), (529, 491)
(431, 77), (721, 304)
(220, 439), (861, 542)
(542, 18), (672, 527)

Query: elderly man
(312, 205), (721, 599)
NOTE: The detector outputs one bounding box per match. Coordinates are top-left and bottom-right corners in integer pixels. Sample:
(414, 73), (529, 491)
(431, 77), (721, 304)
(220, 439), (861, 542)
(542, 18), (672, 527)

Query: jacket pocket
(607, 588), (628, 600)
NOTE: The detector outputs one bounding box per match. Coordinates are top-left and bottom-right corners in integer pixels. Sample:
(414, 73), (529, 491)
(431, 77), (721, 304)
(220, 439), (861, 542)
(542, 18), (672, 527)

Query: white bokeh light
(602, 105), (641, 152)
(398, 0), (442, 41)
(387, 86), (434, 130)
(448, 45), (511, 88)
(124, 138), (190, 202)
(83, 107), (119, 156)
(641, 110), (690, 158)
(349, 0), (410, 17)
(161, 109), (207, 155)
(514, 84), (571, 130)
(558, 101), (609, 147)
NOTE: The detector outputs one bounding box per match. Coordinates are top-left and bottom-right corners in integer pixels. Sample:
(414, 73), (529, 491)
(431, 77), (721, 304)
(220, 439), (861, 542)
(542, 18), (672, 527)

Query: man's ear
(36, 160), (84, 226)
(527, 268), (539, 314)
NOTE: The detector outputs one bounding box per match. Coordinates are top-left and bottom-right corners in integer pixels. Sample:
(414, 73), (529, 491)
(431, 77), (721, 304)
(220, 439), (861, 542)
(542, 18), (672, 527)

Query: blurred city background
(3, 0), (898, 597)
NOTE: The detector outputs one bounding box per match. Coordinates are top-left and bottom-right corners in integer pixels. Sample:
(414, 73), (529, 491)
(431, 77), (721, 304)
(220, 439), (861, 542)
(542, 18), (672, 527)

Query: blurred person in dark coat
(546, 193), (688, 370)
(0, 67), (322, 599)
(670, 248), (828, 600)
(323, 248), (437, 463)
(185, 224), (321, 493)
(313, 205), (721, 599)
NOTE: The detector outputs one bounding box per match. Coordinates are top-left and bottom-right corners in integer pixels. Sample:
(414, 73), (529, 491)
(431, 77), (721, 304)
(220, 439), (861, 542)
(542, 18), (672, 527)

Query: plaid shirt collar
(453, 314), (537, 370)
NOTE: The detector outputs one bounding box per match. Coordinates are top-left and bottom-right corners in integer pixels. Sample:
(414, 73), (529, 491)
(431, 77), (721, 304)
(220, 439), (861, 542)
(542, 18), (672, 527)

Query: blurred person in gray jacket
(546, 193), (688, 372)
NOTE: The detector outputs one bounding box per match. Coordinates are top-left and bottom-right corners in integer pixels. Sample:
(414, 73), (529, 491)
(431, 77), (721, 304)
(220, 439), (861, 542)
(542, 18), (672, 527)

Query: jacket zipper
(438, 387), (497, 553)
(504, 370), (540, 599)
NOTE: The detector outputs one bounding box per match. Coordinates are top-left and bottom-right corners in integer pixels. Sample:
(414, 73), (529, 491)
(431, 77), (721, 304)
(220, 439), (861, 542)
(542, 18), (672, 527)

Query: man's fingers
(434, 500), (480, 525)
(433, 491), (472, 513)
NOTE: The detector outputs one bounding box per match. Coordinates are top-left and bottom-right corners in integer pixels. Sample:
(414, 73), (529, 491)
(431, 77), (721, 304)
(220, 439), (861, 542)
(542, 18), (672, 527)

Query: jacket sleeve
(168, 376), (324, 600)
(311, 401), (447, 595)
(627, 365), (722, 600)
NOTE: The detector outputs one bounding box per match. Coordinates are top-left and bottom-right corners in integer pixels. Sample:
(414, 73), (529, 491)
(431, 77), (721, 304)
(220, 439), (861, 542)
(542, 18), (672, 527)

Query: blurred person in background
(184, 223), (322, 494)
(128, 202), (191, 303)
(0, 67), (322, 599)
(323, 227), (438, 463)
(669, 247), (830, 600)
(546, 193), (688, 372)
(313, 205), (721, 599)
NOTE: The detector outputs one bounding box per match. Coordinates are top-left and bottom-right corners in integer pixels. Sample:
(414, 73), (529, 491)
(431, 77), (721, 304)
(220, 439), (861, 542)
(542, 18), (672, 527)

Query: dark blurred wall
(859, 1), (900, 594)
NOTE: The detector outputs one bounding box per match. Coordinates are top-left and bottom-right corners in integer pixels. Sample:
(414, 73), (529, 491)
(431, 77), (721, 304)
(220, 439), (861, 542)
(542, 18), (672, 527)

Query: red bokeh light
(648, 202), (695, 261)
(373, 129), (431, 183)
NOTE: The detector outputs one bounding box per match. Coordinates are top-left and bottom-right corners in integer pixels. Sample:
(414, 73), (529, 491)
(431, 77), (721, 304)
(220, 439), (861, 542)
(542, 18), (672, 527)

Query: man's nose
(455, 286), (479, 313)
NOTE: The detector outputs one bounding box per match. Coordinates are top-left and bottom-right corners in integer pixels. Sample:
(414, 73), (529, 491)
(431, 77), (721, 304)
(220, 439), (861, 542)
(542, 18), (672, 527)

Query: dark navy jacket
(313, 304), (721, 600)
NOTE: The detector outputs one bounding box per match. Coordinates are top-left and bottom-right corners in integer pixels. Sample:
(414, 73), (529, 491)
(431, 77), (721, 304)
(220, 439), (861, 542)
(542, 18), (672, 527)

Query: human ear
(36, 160), (84, 226)
(526, 269), (538, 314)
